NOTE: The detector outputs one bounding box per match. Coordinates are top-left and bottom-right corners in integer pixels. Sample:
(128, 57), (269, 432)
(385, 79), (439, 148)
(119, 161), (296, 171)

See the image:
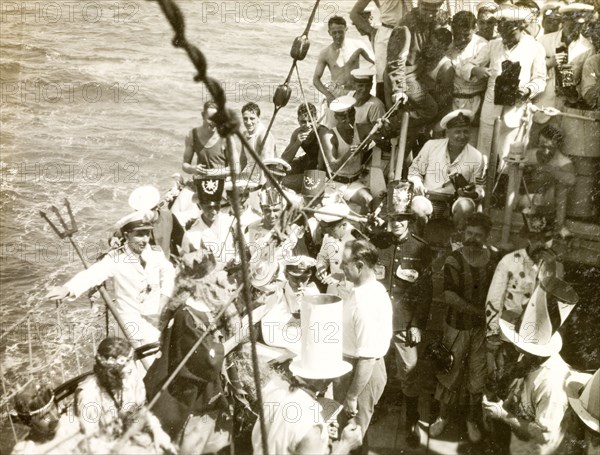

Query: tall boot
(404, 394), (421, 447)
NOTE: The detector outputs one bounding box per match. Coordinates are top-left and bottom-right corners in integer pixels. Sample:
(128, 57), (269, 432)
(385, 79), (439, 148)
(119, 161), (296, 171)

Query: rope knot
(213, 108), (241, 138)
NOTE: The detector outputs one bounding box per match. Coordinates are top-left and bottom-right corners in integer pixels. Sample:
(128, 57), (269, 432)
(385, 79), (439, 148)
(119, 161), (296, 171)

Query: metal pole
(394, 111), (410, 180)
(500, 160), (524, 249)
(484, 117), (502, 213)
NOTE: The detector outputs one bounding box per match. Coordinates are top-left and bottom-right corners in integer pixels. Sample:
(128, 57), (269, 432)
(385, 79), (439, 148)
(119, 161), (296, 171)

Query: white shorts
(374, 26), (393, 83)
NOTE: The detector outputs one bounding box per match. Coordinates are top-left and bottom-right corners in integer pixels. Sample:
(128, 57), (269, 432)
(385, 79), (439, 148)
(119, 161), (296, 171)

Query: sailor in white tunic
(181, 178), (237, 267)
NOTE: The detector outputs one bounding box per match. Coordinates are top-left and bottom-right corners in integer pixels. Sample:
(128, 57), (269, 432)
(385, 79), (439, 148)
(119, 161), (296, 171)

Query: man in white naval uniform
(46, 211), (175, 345)
(315, 202), (356, 296)
(181, 178), (237, 268)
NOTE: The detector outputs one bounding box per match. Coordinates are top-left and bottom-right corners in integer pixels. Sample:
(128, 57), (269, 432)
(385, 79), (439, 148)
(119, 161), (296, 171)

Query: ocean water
(0, 0), (369, 441)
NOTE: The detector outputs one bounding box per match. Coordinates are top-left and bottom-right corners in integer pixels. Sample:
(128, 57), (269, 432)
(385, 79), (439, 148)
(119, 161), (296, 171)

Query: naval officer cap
(350, 67), (376, 82)
(559, 3), (595, 22)
(329, 95), (357, 113)
(116, 210), (154, 233)
(314, 202), (350, 224)
(285, 255), (317, 277)
(440, 109), (474, 129)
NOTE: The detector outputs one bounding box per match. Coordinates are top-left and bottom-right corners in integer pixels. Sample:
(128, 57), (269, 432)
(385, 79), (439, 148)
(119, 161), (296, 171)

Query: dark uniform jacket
(374, 231), (433, 332)
(144, 305), (227, 438)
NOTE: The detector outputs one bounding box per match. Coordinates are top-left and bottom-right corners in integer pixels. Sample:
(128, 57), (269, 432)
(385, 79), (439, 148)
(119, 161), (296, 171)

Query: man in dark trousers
(372, 180), (433, 447)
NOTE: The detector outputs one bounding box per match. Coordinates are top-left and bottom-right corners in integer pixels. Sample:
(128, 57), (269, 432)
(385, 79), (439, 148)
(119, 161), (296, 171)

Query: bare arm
(182, 132), (197, 175)
(314, 50), (336, 103)
(281, 129), (303, 163)
(350, 0), (376, 37)
(346, 358), (375, 400)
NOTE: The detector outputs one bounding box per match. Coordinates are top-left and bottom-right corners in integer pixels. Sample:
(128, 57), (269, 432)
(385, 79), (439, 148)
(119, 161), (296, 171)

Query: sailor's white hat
(128, 185), (160, 211)
(559, 2), (595, 21)
(314, 202), (351, 223)
(541, 1), (565, 14)
(329, 95), (357, 113)
(477, 1), (499, 13)
(351, 67), (376, 81)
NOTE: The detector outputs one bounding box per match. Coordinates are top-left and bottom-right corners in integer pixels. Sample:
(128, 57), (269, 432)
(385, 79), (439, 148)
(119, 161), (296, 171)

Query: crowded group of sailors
(10, 0), (600, 454)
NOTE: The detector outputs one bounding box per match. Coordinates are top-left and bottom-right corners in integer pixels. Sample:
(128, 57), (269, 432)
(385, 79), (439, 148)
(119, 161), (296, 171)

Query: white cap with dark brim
(541, 1), (565, 14)
(440, 109), (474, 129)
(264, 158), (292, 173)
(116, 210), (154, 232)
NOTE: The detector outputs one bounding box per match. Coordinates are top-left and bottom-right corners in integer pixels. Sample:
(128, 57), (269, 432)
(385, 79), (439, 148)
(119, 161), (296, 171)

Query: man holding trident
(46, 210), (175, 346)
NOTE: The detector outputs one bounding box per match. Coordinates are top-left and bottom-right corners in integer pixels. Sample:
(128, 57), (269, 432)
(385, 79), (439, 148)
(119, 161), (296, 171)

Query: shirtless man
(323, 96), (373, 214)
(174, 101), (234, 215)
(281, 103), (332, 192)
(314, 15), (374, 128)
(240, 102), (276, 184)
(182, 101), (231, 180)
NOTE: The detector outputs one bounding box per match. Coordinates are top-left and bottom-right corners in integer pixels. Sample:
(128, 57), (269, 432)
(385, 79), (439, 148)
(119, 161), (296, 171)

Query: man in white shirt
(449, 11), (489, 123)
(483, 276), (579, 455)
(536, 3), (595, 112)
(408, 110), (486, 230)
(46, 211), (175, 345)
(181, 178), (236, 268)
(334, 239), (393, 454)
(459, 5), (547, 164)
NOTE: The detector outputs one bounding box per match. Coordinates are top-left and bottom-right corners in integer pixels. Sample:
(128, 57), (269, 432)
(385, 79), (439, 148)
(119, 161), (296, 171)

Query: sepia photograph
(1, 0), (599, 453)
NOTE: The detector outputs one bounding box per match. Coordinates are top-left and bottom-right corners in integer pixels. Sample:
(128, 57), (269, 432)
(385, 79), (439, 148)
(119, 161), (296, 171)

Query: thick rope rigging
(139, 2), (324, 453)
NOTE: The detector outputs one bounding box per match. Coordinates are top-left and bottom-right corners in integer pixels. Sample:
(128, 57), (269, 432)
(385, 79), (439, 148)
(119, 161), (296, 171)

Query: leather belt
(381, 22), (396, 29)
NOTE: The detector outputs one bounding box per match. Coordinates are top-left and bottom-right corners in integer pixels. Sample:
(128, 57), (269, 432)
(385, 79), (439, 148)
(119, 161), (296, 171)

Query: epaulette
(411, 233), (428, 245)
(151, 245), (163, 252)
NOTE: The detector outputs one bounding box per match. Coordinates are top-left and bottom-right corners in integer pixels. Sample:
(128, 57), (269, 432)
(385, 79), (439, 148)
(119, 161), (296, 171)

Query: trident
(40, 199), (150, 370)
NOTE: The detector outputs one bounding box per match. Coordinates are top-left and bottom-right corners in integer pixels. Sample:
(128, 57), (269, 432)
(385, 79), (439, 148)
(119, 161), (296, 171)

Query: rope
(302, 98), (404, 211)
(113, 284), (242, 452)
(294, 64), (333, 178)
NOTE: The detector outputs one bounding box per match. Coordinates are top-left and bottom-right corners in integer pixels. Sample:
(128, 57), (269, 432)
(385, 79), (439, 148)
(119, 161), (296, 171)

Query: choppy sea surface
(0, 0), (370, 443)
